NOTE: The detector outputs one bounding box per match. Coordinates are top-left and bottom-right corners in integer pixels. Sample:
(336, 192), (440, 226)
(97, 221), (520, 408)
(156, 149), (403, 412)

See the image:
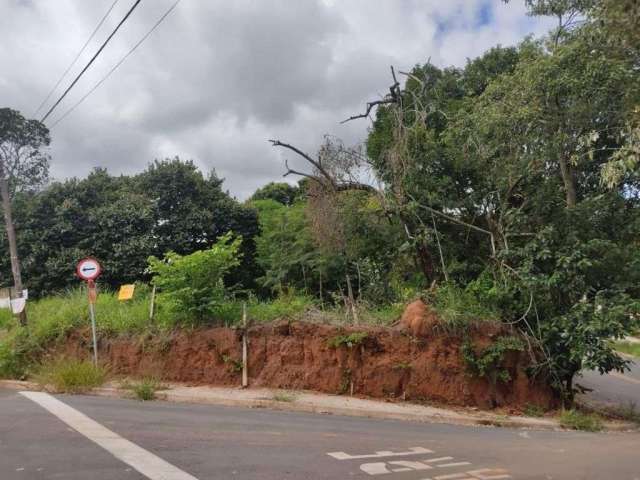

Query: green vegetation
(559, 409), (604, 432)
(221, 355), (243, 373)
(523, 403), (545, 418)
(35, 358), (106, 393)
(271, 391), (296, 402)
(327, 332), (368, 349)
(462, 336), (525, 384)
(148, 233), (242, 324)
(1, 1), (640, 406)
(613, 341), (640, 358)
(122, 377), (165, 401)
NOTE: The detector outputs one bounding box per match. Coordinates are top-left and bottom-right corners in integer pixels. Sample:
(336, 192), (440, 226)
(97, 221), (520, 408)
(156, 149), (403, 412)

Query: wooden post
(149, 284), (156, 322)
(241, 302), (248, 388)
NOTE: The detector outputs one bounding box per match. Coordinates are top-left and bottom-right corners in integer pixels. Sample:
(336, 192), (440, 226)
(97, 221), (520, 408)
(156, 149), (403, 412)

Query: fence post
(242, 302), (248, 388)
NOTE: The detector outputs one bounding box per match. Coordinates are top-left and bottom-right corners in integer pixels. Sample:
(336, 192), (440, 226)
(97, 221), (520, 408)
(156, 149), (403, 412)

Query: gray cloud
(0, 0), (553, 199)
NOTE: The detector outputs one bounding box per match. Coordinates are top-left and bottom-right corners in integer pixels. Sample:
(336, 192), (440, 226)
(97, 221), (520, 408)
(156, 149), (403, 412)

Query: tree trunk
(0, 169), (26, 325)
(558, 155), (577, 208)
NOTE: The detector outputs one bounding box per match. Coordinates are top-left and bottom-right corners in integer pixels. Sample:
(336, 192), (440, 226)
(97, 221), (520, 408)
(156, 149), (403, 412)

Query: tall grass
(427, 283), (500, 331)
(35, 357), (106, 393)
(0, 286), (153, 379)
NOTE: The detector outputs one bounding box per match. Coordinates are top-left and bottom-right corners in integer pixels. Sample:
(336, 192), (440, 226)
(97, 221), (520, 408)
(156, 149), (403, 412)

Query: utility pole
(0, 162), (26, 325)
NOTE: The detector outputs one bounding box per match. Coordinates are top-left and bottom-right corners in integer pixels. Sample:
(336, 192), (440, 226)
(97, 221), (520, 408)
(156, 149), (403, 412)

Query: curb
(1, 379), (635, 433)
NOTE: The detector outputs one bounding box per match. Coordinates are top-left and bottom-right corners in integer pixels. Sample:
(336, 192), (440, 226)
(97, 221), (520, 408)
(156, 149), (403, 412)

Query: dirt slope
(59, 301), (555, 410)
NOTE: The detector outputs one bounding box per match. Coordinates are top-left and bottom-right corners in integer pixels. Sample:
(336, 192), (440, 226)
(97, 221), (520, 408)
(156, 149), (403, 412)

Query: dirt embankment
(58, 300), (555, 410)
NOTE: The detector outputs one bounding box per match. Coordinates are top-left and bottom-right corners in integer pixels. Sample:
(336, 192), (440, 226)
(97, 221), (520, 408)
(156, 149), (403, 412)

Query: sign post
(76, 258), (102, 366)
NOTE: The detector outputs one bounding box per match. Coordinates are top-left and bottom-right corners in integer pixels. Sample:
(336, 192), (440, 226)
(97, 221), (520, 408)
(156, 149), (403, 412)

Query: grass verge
(614, 341), (640, 358)
(35, 358), (106, 393)
(559, 409), (603, 432)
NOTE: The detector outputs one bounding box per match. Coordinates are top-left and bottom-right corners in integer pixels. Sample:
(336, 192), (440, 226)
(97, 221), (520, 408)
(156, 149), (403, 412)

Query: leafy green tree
(0, 108), (50, 324)
(250, 182), (300, 206)
(1, 160), (259, 296)
(148, 233), (242, 324)
(363, 17), (640, 402)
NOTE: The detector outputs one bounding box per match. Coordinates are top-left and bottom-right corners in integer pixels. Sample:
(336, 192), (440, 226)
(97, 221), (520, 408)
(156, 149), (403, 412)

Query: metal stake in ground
(76, 257), (102, 366)
(88, 280), (98, 366)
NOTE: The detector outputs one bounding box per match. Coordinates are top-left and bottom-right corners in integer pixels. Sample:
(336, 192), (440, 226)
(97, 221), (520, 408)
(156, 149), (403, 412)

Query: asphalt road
(580, 356), (640, 408)
(1, 388), (639, 480)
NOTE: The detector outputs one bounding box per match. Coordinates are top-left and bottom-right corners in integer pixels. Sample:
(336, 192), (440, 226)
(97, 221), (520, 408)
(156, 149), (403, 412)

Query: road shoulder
(1, 378), (636, 432)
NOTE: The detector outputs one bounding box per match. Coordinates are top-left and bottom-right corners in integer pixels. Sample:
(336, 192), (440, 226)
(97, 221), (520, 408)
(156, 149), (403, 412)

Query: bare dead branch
(341, 65), (401, 124)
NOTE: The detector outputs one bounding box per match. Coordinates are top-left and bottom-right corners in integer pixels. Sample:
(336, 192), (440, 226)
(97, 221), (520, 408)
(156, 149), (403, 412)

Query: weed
(339, 368), (352, 394)
(523, 403), (545, 417)
(128, 377), (164, 401)
(35, 358), (106, 393)
(222, 354), (243, 373)
(426, 282), (500, 332)
(559, 409), (603, 432)
(393, 361), (413, 371)
(271, 391), (296, 402)
(328, 332), (368, 349)
(462, 336), (524, 385)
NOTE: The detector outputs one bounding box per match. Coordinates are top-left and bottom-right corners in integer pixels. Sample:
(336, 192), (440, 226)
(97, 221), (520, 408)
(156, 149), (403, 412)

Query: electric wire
(33, 0), (121, 117)
(41, 0), (143, 123)
(50, 0), (181, 128)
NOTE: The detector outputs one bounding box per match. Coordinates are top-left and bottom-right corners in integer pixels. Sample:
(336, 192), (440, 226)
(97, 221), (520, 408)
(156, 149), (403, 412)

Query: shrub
(427, 282), (500, 331)
(559, 409), (603, 432)
(35, 358), (106, 393)
(328, 332), (368, 348)
(148, 233), (242, 325)
(271, 391), (296, 402)
(462, 336), (525, 384)
(127, 377), (163, 401)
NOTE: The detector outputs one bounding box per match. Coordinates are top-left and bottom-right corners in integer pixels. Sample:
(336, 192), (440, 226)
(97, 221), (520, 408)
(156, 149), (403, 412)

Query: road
(1, 388), (639, 480)
(580, 356), (640, 408)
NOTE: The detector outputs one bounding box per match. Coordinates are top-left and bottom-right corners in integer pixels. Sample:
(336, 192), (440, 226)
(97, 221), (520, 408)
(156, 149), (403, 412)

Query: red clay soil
(58, 300), (555, 410)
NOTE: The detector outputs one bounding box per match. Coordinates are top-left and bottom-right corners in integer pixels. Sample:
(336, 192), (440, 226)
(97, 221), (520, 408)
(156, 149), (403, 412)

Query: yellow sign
(118, 284), (135, 301)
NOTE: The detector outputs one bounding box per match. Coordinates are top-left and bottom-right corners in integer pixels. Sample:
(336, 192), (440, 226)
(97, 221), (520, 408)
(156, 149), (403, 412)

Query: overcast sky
(0, 0), (553, 199)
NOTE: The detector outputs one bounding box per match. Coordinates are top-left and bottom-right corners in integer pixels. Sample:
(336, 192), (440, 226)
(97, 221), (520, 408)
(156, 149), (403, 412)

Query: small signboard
(76, 257), (101, 281)
(0, 288), (28, 310)
(118, 284), (135, 301)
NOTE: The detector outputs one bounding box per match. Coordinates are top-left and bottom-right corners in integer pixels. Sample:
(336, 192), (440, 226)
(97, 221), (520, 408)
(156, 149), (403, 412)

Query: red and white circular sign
(76, 257), (102, 281)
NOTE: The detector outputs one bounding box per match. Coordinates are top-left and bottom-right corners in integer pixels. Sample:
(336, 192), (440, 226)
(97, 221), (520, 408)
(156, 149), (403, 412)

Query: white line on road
(19, 391), (199, 480)
(328, 446), (433, 460)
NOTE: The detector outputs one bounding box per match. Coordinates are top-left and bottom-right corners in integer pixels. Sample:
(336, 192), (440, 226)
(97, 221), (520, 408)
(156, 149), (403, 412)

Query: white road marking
(467, 468), (512, 479)
(426, 457), (454, 463)
(19, 391), (199, 480)
(360, 462), (393, 475)
(434, 474), (471, 480)
(328, 446), (433, 460)
(390, 460), (432, 471)
(439, 462), (472, 468)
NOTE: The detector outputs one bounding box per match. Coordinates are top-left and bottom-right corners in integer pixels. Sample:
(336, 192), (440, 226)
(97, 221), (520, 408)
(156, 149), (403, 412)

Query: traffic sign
(118, 284), (135, 301)
(77, 257), (101, 281)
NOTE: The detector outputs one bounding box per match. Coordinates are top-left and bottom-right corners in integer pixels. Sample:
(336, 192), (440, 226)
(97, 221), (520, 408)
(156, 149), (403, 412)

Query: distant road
(1, 387), (639, 479)
(580, 356), (640, 407)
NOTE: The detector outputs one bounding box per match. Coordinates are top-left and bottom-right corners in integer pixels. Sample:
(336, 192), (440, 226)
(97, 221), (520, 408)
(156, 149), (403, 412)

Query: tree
(0, 108), (50, 324)
(1, 159), (260, 297)
(250, 182), (300, 206)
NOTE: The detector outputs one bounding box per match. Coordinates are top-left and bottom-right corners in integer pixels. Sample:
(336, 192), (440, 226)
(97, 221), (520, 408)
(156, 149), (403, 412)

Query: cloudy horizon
(0, 0), (553, 199)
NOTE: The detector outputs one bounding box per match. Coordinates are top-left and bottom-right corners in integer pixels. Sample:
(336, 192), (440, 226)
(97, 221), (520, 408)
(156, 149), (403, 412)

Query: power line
(51, 0), (181, 128)
(41, 0), (143, 123)
(33, 0), (121, 117)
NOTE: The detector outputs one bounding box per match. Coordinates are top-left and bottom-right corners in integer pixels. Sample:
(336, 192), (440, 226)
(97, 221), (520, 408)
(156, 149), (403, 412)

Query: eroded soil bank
(58, 316), (555, 410)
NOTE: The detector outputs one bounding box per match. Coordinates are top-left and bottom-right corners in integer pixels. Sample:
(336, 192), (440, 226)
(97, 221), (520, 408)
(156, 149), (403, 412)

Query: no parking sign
(76, 257), (102, 365)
